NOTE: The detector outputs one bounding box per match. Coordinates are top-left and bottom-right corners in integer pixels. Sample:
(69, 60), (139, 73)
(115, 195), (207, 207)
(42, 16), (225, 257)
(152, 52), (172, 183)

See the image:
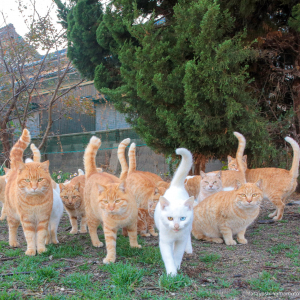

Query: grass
(158, 273), (192, 291)
(100, 262), (150, 291)
(199, 253), (221, 263)
(268, 243), (293, 255)
(248, 271), (284, 293)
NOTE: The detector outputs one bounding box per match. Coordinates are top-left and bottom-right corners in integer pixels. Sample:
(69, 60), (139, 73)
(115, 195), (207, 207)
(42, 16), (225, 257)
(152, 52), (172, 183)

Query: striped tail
(170, 148), (193, 188)
(128, 143), (136, 174)
(84, 136), (101, 178)
(117, 138), (130, 180)
(233, 132), (246, 183)
(285, 137), (300, 179)
(30, 144), (41, 162)
(10, 129), (31, 169)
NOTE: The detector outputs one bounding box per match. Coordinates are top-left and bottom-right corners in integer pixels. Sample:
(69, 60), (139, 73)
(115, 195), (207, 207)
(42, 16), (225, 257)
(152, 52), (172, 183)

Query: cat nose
(247, 198), (252, 203)
(174, 223), (179, 229)
(108, 205), (114, 211)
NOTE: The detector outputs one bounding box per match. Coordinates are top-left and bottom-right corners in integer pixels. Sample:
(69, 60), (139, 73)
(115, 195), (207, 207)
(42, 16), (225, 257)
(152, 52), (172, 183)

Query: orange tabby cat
(185, 132), (246, 199)
(84, 136), (141, 263)
(59, 175), (87, 234)
(137, 208), (157, 237)
(0, 174), (6, 220)
(192, 180), (263, 245)
(227, 134), (300, 220)
(5, 129), (53, 255)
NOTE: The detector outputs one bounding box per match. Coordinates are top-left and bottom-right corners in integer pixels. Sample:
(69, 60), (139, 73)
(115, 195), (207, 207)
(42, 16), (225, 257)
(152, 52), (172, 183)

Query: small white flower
(74, 173), (77, 176)
(57, 175), (61, 179)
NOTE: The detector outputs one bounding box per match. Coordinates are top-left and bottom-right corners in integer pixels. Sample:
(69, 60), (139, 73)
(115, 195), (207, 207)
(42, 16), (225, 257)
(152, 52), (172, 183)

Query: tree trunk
(0, 122), (12, 167)
(192, 153), (207, 175)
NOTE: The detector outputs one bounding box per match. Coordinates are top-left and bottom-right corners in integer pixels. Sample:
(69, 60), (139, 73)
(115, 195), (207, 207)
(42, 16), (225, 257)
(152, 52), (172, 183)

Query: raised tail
(30, 144), (41, 162)
(78, 169), (85, 176)
(84, 136), (101, 178)
(170, 148), (193, 188)
(118, 138), (130, 180)
(10, 129), (31, 169)
(285, 137), (300, 179)
(128, 143), (136, 174)
(233, 132), (246, 183)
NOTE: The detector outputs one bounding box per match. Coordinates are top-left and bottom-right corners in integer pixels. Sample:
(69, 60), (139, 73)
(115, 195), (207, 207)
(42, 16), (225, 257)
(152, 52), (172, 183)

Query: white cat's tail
(30, 144), (41, 162)
(118, 138), (130, 180)
(170, 148), (193, 188)
(25, 158), (33, 163)
(84, 136), (101, 179)
(78, 169), (85, 176)
(233, 132), (246, 183)
(285, 137), (300, 179)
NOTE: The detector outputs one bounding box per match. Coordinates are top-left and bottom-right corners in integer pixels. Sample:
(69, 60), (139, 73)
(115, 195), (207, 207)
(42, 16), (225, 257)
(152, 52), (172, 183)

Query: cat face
(17, 161), (51, 195)
(60, 183), (81, 209)
(98, 182), (128, 215)
(200, 171), (222, 192)
(228, 155), (247, 171)
(148, 187), (166, 218)
(159, 196), (194, 232)
(234, 180), (263, 209)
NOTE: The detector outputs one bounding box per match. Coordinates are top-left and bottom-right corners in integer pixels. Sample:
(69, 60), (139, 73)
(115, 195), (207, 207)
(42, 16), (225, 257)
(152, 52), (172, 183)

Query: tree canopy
(55, 0), (300, 170)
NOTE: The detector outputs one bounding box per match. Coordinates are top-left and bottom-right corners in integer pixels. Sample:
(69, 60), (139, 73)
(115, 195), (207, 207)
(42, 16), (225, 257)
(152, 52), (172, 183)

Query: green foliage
(100, 262), (148, 291)
(199, 253), (221, 263)
(159, 273), (192, 291)
(57, 0), (300, 166)
(248, 271), (284, 293)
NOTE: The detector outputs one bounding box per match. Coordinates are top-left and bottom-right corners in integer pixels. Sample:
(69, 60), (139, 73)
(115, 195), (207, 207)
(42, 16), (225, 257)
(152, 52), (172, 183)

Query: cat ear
(217, 171), (222, 178)
(97, 184), (106, 194)
(118, 181), (126, 193)
(227, 155), (233, 163)
(200, 171), (206, 178)
(235, 180), (242, 190)
(74, 183), (80, 191)
(159, 196), (170, 210)
(184, 196), (194, 210)
(154, 187), (159, 195)
(255, 179), (263, 190)
(38, 161), (49, 172)
(4, 168), (10, 175)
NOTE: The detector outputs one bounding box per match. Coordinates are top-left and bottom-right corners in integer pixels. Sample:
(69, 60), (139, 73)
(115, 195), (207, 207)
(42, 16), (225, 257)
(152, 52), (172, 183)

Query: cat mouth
(173, 229), (180, 232)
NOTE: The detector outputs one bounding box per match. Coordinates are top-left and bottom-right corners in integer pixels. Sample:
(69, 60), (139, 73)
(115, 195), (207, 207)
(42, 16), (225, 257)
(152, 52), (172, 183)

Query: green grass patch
(62, 273), (94, 289)
(248, 271), (284, 293)
(199, 253), (221, 263)
(42, 242), (83, 258)
(0, 290), (23, 300)
(268, 243), (293, 255)
(194, 288), (221, 299)
(158, 273), (191, 292)
(100, 262), (149, 291)
(3, 248), (22, 257)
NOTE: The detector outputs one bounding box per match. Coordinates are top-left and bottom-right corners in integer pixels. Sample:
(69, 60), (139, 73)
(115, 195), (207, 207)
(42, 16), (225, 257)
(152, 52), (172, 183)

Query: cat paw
(131, 244), (142, 249)
(70, 229), (78, 234)
(272, 216), (282, 221)
(103, 257), (115, 264)
(237, 238), (248, 244)
(10, 241), (20, 248)
(141, 233), (150, 237)
(52, 239), (59, 244)
(225, 240), (237, 246)
(268, 212), (277, 218)
(92, 240), (104, 248)
(25, 249), (36, 256)
(79, 229), (87, 234)
(151, 232), (158, 237)
(212, 238), (223, 244)
(37, 247), (47, 254)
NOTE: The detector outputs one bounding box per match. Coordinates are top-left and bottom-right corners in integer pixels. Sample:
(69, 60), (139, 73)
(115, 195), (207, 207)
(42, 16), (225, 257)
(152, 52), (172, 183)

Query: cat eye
(115, 200), (121, 203)
(64, 196), (68, 199)
(167, 217), (173, 221)
(38, 178), (43, 182)
(180, 217), (186, 221)
(103, 200), (108, 204)
(213, 181), (217, 184)
(241, 194), (246, 197)
(252, 194), (257, 197)
(72, 196), (77, 198)
(25, 179), (30, 182)
(204, 181), (209, 184)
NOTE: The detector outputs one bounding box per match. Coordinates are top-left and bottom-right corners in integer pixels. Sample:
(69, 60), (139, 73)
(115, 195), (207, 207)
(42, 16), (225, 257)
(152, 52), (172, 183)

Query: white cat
(154, 148), (194, 276)
(25, 158), (63, 244)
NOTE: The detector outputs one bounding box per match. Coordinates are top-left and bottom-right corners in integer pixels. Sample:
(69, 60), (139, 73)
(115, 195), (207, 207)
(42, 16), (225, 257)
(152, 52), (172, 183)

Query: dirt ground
(0, 195), (300, 299)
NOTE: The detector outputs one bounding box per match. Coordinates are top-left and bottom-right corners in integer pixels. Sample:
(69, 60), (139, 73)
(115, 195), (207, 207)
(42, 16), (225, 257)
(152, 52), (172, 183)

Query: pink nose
(174, 223), (179, 229)
(247, 199), (252, 203)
